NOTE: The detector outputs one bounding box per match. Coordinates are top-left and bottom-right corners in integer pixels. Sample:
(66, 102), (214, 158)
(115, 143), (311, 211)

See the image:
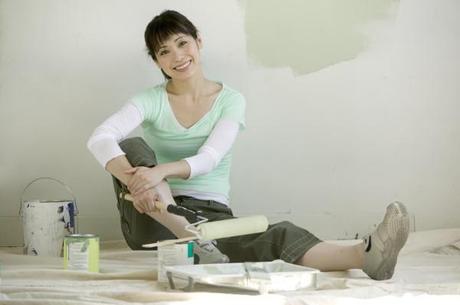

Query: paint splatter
(241, 0), (399, 74)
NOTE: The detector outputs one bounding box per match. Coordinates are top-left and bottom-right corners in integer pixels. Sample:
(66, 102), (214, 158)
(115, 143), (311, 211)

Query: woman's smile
(174, 60), (192, 71)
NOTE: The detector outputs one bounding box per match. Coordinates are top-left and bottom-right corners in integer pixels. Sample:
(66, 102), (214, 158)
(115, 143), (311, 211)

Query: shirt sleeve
(220, 92), (246, 130)
(87, 102), (144, 168)
(184, 119), (240, 178)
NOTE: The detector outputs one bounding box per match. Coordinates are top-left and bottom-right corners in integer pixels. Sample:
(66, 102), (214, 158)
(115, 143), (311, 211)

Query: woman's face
(154, 33), (202, 81)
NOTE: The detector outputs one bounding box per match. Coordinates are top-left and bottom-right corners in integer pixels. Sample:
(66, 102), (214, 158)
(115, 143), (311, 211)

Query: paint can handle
(19, 176), (78, 216)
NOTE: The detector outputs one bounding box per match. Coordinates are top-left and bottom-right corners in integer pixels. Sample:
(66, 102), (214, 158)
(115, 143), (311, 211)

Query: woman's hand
(130, 188), (162, 214)
(126, 166), (165, 196)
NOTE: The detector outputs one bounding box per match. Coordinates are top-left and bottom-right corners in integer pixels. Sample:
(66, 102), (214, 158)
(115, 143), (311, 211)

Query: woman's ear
(196, 35), (203, 49)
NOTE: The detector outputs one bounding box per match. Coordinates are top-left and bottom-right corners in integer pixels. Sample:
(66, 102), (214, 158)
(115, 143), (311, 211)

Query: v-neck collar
(162, 82), (224, 131)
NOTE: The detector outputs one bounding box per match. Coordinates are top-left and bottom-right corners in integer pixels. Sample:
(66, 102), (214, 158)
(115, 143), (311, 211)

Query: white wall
(1, 0), (459, 245)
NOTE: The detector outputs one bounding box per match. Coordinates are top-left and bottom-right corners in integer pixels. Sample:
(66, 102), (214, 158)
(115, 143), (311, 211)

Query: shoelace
(197, 240), (216, 253)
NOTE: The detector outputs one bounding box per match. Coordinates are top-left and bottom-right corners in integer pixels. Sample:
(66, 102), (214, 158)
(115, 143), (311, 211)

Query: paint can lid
(65, 234), (98, 238)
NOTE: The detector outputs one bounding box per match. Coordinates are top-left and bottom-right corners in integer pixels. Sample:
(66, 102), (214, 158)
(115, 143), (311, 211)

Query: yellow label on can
(64, 234), (99, 272)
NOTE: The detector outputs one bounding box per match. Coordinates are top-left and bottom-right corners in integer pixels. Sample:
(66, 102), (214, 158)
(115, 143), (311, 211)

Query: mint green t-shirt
(132, 82), (246, 200)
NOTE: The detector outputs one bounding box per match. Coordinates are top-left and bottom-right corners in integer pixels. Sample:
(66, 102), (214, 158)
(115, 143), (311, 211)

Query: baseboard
(0, 216), (123, 247)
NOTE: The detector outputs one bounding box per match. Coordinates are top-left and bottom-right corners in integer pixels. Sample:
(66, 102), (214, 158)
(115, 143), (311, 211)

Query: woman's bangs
(152, 23), (192, 54)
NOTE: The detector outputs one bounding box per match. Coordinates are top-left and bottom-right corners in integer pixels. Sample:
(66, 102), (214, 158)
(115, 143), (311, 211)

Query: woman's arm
(184, 119), (240, 178)
(105, 155), (136, 185)
(128, 119), (240, 195)
(126, 160), (191, 196)
(87, 102), (143, 179)
(87, 101), (191, 196)
(87, 103), (166, 212)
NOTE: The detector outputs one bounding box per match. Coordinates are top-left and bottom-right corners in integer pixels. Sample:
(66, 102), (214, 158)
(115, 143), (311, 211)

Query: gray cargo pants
(113, 137), (322, 263)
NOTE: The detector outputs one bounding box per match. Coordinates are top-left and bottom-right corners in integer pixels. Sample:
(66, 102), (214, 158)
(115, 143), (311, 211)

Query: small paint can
(157, 241), (194, 283)
(64, 234), (99, 272)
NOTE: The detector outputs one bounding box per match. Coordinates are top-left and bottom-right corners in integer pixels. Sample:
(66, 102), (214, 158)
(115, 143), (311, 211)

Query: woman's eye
(178, 40), (188, 47)
(159, 50), (169, 56)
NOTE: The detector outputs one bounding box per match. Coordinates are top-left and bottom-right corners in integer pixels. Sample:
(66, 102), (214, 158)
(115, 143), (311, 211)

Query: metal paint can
(157, 241), (194, 283)
(64, 234), (99, 272)
(19, 177), (78, 257)
(21, 200), (76, 256)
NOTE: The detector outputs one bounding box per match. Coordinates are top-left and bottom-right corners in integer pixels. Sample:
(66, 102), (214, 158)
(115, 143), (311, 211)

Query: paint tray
(165, 260), (319, 293)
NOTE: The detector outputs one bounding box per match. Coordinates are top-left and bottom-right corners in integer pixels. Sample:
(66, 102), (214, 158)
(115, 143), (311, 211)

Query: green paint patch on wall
(241, 0), (399, 75)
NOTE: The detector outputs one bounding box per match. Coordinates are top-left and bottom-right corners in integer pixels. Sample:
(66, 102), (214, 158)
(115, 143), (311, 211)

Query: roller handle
(120, 192), (205, 222)
(166, 205), (206, 221)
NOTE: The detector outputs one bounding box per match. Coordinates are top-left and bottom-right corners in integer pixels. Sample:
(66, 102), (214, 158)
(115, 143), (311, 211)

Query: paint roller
(120, 193), (269, 247)
(185, 215), (269, 240)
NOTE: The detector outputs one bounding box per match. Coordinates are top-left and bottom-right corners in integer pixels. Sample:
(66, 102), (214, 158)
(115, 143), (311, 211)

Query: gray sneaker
(193, 240), (230, 264)
(363, 201), (410, 280)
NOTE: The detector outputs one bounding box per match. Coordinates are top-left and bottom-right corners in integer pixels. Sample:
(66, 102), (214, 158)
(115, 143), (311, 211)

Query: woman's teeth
(174, 60), (191, 70)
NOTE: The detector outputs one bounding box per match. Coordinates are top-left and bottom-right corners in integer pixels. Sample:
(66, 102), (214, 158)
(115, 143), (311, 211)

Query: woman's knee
(119, 137), (157, 167)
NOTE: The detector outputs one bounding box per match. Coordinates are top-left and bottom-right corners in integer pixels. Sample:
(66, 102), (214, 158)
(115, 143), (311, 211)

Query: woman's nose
(171, 48), (184, 61)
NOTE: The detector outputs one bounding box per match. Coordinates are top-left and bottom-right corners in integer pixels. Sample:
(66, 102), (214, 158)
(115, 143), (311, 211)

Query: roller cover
(197, 215), (269, 240)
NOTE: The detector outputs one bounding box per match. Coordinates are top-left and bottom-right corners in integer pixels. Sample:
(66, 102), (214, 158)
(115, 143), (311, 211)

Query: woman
(87, 10), (409, 280)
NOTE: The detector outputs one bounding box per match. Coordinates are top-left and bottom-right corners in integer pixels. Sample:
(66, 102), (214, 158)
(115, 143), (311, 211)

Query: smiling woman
(87, 10), (248, 264)
(86, 9), (409, 281)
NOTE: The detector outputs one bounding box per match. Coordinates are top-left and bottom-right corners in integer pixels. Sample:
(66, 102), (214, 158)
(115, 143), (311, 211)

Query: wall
(1, 0), (459, 245)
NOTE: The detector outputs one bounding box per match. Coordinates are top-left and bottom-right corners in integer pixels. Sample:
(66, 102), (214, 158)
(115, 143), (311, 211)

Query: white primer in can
(19, 177), (77, 257)
(21, 200), (76, 256)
